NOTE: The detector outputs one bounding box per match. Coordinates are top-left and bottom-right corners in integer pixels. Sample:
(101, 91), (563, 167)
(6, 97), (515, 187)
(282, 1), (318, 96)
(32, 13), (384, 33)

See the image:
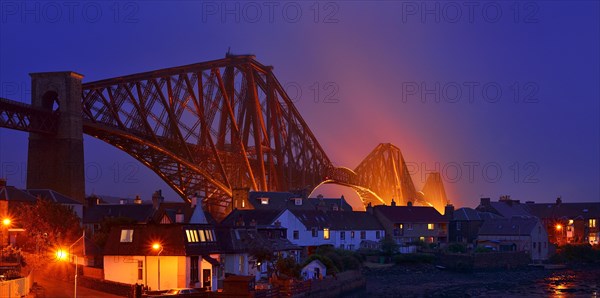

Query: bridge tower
(27, 72), (85, 203)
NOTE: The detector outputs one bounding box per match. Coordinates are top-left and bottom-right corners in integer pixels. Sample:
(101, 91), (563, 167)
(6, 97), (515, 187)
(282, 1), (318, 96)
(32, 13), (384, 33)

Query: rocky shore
(348, 263), (599, 297)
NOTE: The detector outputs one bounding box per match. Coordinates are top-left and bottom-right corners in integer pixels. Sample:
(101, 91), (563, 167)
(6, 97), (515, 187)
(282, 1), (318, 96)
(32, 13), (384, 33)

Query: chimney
(556, 197), (562, 205)
(152, 189), (164, 209)
(86, 195), (98, 206)
(0, 178), (6, 187)
(366, 202), (373, 214)
(134, 195), (142, 205)
(391, 199), (396, 206)
(444, 204), (454, 219)
(175, 209), (184, 223)
(480, 198), (491, 206)
(406, 201), (412, 207)
(191, 192), (199, 208)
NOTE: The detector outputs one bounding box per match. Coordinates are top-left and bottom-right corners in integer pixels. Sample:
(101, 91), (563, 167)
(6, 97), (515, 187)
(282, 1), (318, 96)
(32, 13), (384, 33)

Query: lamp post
(152, 243), (163, 290)
(2, 218), (11, 246)
(56, 231), (84, 298)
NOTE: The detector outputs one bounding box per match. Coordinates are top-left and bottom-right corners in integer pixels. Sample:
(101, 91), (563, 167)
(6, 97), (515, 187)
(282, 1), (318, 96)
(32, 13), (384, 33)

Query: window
(427, 223), (434, 230)
(137, 260), (143, 280)
(348, 244), (354, 250)
(360, 231), (366, 240)
(340, 231), (345, 240)
(241, 200), (245, 208)
(293, 230), (299, 240)
(351, 231), (355, 239)
(407, 224), (413, 230)
(120, 229), (133, 242)
(324, 228), (330, 240)
(186, 229), (216, 243)
(190, 256), (199, 282)
(239, 255), (245, 273)
(376, 231), (381, 239)
(590, 219), (597, 228)
(312, 228), (318, 237)
(339, 244), (344, 249)
(419, 236), (425, 242)
(456, 222), (461, 231)
(295, 198), (302, 206)
(568, 219), (574, 225)
(260, 197), (269, 205)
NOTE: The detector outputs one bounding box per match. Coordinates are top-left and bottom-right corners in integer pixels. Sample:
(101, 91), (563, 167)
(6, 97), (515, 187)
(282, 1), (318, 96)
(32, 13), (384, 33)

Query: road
(29, 271), (124, 298)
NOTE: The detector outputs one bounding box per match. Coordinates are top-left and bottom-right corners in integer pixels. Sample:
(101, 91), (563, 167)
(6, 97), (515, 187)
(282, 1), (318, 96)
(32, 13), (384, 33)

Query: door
(203, 269), (211, 290)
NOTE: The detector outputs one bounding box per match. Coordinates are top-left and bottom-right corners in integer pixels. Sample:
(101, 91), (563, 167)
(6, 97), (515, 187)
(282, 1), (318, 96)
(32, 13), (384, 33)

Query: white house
(274, 209), (385, 251)
(477, 217), (549, 261)
(103, 224), (221, 291)
(301, 259), (326, 280)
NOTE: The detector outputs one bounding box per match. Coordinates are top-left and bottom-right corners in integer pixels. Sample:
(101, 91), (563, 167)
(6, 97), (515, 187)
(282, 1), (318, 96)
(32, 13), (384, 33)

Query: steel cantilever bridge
(0, 55), (447, 218)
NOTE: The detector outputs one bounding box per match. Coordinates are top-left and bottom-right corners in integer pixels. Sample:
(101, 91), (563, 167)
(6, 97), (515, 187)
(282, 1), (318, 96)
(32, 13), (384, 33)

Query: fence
(0, 273), (33, 298)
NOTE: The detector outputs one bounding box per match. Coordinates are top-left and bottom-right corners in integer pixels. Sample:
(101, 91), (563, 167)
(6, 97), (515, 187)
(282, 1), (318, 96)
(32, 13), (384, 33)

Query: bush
(392, 253), (435, 264)
(549, 244), (600, 264)
(447, 243), (467, 254)
(475, 246), (493, 253)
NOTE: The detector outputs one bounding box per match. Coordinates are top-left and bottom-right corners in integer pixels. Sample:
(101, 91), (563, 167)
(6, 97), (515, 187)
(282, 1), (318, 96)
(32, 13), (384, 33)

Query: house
(83, 198), (155, 235)
(523, 198), (600, 245)
(301, 259), (326, 280)
(448, 206), (502, 245)
(476, 196), (532, 218)
(477, 216), (549, 261)
(218, 209), (300, 281)
(370, 201), (448, 245)
(103, 224), (221, 291)
(274, 209), (384, 251)
(27, 189), (84, 220)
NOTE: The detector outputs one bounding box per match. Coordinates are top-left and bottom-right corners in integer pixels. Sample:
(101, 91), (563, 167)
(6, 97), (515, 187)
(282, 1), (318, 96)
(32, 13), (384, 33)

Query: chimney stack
(152, 189), (164, 209)
(0, 178), (6, 187)
(175, 209), (184, 223)
(134, 195), (142, 205)
(444, 204), (454, 219)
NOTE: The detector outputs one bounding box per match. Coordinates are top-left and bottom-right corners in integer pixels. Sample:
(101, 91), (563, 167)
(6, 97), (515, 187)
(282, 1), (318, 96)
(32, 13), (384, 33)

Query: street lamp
(2, 218), (11, 246)
(56, 231), (84, 298)
(152, 243), (163, 290)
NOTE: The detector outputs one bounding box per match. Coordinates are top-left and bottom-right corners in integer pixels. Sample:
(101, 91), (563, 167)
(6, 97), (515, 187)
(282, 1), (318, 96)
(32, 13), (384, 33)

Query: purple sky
(1, 1), (598, 209)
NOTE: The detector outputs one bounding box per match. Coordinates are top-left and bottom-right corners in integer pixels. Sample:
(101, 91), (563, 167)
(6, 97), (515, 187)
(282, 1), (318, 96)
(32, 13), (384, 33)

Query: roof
(221, 209), (284, 226)
(103, 224), (220, 256)
(373, 205), (447, 223)
(248, 191), (312, 210)
(0, 186), (37, 202)
(214, 226), (299, 254)
(478, 217), (540, 236)
(523, 202), (600, 220)
(476, 201), (533, 218)
(27, 189), (82, 205)
(307, 197), (353, 211)
(289, 210), (383, 230)
(83, 204), (155, 224)
(453, 208), (503, 221)
(151, 202), (195, 224)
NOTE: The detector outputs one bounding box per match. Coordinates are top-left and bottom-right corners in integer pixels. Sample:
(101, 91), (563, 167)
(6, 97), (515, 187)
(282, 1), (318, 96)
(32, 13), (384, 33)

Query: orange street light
(556, 224), (562, 231)
(2, 218), (10, 226)
(55, 249), (68, 261)
(152, 243), (163, 290)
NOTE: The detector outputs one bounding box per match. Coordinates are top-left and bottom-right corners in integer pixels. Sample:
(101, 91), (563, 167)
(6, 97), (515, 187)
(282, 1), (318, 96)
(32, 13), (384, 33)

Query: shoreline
(348, 263), (600, 297)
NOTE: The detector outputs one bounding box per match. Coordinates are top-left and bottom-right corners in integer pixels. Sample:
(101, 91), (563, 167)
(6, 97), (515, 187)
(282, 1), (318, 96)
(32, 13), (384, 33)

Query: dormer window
(260, 197), (269, 205)
(294, 198), (302, 206)
(120, 229), (133, 242)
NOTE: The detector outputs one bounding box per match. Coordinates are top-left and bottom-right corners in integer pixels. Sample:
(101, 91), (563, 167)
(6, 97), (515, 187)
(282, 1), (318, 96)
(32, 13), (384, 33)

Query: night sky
(1, 1), (598, 210)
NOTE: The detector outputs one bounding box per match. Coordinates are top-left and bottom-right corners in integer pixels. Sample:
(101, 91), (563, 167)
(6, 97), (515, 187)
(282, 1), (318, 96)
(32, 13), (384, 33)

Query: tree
(16, 199), (82, 254)
(380, 235), (399, 256)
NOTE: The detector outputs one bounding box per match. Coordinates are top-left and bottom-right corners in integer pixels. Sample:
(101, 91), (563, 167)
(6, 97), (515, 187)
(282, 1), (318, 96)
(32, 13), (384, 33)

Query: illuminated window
(186, 230), (198, 242)
(568, 219), (574, 225)
(260, 198), (269, 205)
(120, 229), (133, 242)
(241, 200), (245, 208)
(419, 236), (425, 242)
(590, 219), (597, 228)
(428, 223), (434, 230)
(324, 228), (330, 240)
